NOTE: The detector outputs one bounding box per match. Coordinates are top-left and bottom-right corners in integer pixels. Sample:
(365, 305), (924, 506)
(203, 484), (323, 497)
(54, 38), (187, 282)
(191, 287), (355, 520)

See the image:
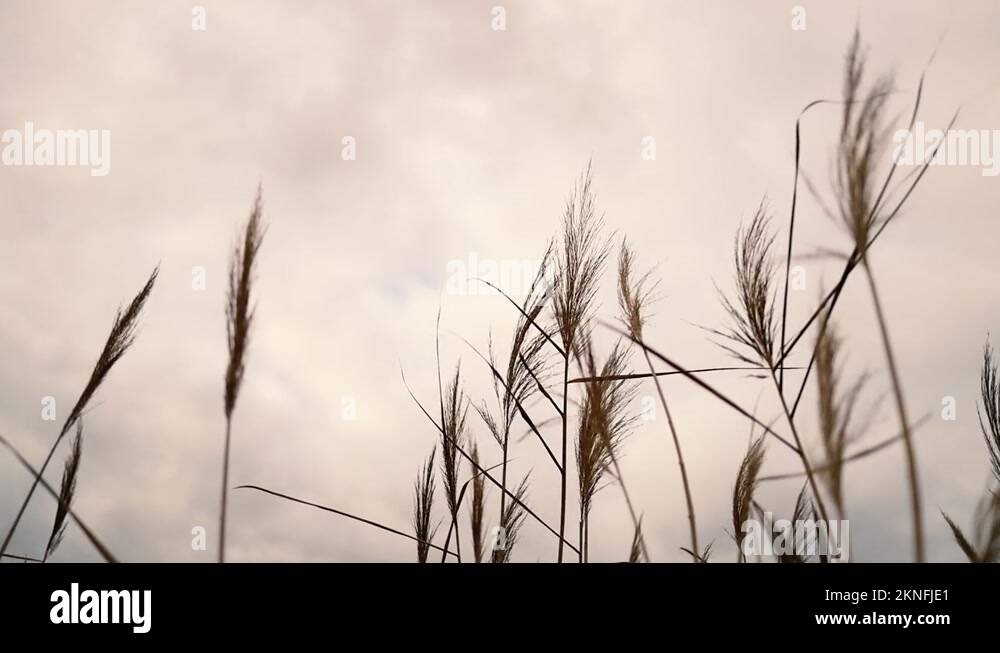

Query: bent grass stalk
(618, 239), (697, 560)
(0, 266), (157, 558)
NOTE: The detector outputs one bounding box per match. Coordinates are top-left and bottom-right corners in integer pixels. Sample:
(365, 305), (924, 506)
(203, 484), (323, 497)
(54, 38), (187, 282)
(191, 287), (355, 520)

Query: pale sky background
(1, 0), (999, 563)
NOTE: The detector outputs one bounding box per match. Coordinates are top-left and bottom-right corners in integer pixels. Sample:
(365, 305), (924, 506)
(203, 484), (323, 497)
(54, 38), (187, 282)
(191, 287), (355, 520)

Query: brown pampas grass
(716, 204), (832, 530)
(413, 446), (438, 563)
(219, 186), (266, 563)
(492, 474), (529, 563)
(733, 436), (766, 562)
(575, 339), (636, 562)
(1, 265), (158, 557)
(438, 364), (468, 562)
(834, 31), (924, 561)
(714, 201), (779, 368)
(552, 161), (610, 562)
(979, 340), (1000, 483)
(469, 443), (487, 563)
(43, 421), (84, 562)
(814, 315), (872, 517)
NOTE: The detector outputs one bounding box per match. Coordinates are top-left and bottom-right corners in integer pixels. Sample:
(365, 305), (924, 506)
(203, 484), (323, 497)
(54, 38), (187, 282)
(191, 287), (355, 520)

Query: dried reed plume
(219, 187), (266, 563)
(575, 340), (636, 562)
(814, 316), (870, 517)
(469, 443), (487, 563)
(438, 364), (468, 562)
(715, 204), (831, 529)
(551, 161), (610, 562)
(43, 421), (83, 562)
(1, 265), (158, 557)
(618, 238), (698, 560)
(413, 446), (438, 563)
(834, 32), (924, 561)
(979, 340), (1000, 483)
(492, 475), (529, 563)
(715, 201), (778, 368)
(732, 436), (765, 562)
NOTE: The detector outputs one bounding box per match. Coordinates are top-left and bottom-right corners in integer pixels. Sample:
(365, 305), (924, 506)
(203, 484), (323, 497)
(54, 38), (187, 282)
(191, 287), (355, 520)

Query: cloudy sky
(1, 0), (998, 563)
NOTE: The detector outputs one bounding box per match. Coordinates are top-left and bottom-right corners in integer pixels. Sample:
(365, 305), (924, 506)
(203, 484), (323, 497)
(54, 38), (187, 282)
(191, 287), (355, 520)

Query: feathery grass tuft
(714, 201), (778, 368)
(552, 161), (611, 562)
(553, 162), (609, 358)
(413, 446), (438, 563)
(814, 316), (870, 516)
(469, 443), (487, 563)
(835, 31), (894, 249)
(219, 186), (266, 563)
(617, 238), (658, 341)
(575, 340), (636, 562)
(979, 339), (1000, 483)
(44, 421), (84, 562)
(438, 364), (468, 562)
(835, 31), (923, 562)
(224, 186), (266, 420)
(733, 436), (766, 562)
(715, 203), (832, 532)
(492, 474), (529, 563)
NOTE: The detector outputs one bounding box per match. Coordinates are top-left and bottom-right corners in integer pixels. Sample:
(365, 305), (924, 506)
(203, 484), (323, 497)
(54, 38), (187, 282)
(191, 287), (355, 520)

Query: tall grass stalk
(833, 33), (922, 560)
(551, 162), (609, 562)
(618, 239), (697, 560)
(220, 188), (266, 563)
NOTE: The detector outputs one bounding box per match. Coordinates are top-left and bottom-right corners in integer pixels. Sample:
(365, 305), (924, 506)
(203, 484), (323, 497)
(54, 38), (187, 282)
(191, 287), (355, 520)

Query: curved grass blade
(237, 484), (457, 559)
